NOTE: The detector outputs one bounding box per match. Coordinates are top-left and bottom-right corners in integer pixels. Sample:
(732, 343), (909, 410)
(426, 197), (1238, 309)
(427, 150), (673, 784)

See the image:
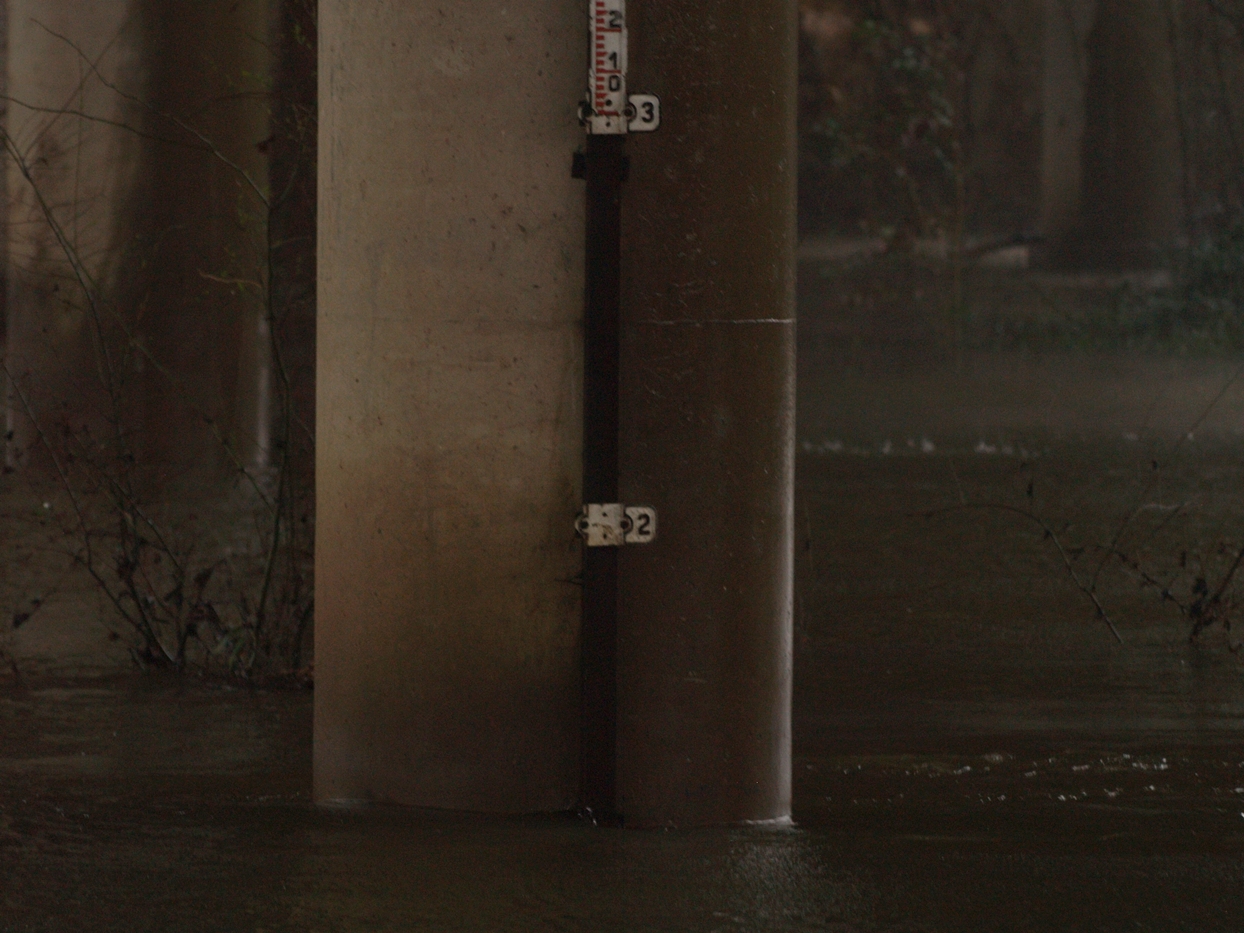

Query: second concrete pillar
(617, 0), (797, 827)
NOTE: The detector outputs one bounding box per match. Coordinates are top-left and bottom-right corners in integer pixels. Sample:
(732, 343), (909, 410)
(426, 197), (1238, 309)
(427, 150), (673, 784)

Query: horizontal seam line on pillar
(636, 319), (795, 326)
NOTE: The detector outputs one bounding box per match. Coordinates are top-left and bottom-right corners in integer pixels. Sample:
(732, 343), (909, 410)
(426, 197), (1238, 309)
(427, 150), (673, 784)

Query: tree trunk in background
(1078, 0), (1182, 268)
(1039, 0), (1095, 265)
(1041, 0), (1183, 268)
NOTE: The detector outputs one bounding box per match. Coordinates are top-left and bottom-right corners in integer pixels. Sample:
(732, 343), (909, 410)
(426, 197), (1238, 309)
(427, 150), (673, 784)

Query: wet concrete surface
(5, 348), (1244, 930)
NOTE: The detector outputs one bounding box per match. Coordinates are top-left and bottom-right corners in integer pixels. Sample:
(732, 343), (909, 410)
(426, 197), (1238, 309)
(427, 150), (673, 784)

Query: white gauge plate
(588, 0), (627, 134)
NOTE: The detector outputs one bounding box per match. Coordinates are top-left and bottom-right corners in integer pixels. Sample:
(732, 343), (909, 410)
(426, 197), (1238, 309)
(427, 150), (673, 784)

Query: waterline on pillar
(739, 815), (796, 830)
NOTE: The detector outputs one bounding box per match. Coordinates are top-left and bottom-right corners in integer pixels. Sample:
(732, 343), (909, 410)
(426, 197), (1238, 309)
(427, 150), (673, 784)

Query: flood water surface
(5, 349), (1244, 930)
(2, 674), (1243, 932)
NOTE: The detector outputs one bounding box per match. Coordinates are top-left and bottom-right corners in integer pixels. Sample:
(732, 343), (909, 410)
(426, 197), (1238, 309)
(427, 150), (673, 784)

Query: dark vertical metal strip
(580, 132), (626, 821)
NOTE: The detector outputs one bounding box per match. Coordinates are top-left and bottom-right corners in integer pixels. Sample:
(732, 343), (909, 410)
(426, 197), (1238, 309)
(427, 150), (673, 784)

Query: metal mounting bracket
(576, 504), (658, 547)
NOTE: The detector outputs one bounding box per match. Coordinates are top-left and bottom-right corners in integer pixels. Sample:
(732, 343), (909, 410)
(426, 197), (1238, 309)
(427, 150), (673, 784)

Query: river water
(4, 346), (1244, 930)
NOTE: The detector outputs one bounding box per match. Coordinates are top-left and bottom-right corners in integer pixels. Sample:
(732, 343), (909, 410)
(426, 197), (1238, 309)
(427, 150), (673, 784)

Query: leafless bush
(1, 7), (315, 680)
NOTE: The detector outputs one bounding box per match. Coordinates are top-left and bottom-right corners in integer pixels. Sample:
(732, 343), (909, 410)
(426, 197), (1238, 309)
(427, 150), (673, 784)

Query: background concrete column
(133, 0), (275, 476)
(4, 1), (145, 466)
(3, 0), (276, 478)
(314, 2), (585, 810)
(617, 1), (798, 827)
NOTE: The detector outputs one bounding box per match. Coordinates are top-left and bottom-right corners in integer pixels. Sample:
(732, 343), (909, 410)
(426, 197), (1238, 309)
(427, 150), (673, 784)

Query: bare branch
(921, 502), (1124, 644)
(30, 20), (271, 209)
(0, 94), (210, 151)
(1, 127), (274, 512)
(1090, 360), (1244, 590)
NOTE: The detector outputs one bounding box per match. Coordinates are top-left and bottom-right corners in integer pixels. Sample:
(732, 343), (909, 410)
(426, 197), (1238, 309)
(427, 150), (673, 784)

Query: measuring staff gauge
(583, 0), (660, 135)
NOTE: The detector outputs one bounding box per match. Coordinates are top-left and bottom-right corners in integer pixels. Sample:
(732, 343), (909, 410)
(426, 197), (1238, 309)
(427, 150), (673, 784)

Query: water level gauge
(588, 0), (627, 134)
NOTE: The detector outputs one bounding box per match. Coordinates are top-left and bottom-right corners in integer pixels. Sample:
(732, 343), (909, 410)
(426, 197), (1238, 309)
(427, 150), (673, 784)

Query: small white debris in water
(1072, 764), (1090, 772)
(881, 440), (893, 455)
(921, 437), (936, 454)
(802, 439), (845, 454)
(1123, 432), (1139, 442)
(1024, 770), (1037, 778)
(1145, 785), (1156, 791)
(42, 502), (51, 510)
(974, 440), (997, 454)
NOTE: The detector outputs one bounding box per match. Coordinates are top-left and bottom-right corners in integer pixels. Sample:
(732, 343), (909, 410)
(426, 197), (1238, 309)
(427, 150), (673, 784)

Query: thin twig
(921, 502), (1124, 643)
(198, 271), (265, 292)
(0, 94), (209, 151)
(6, 18), (317, 675)
(2, 363), (161, 652)
(1090, 359), (1244, 590)
(32, 20), (271, 209)
(2, 128), (275, 513)
(1099, 543), (1192, 616)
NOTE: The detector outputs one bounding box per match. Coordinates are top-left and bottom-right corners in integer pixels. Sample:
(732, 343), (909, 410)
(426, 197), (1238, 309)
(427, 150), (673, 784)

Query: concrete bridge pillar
(314, 1), (796, 823)
(313, 2), (586, 810)
(617, 2), (797, 827)
(4, 0), (145, 467)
